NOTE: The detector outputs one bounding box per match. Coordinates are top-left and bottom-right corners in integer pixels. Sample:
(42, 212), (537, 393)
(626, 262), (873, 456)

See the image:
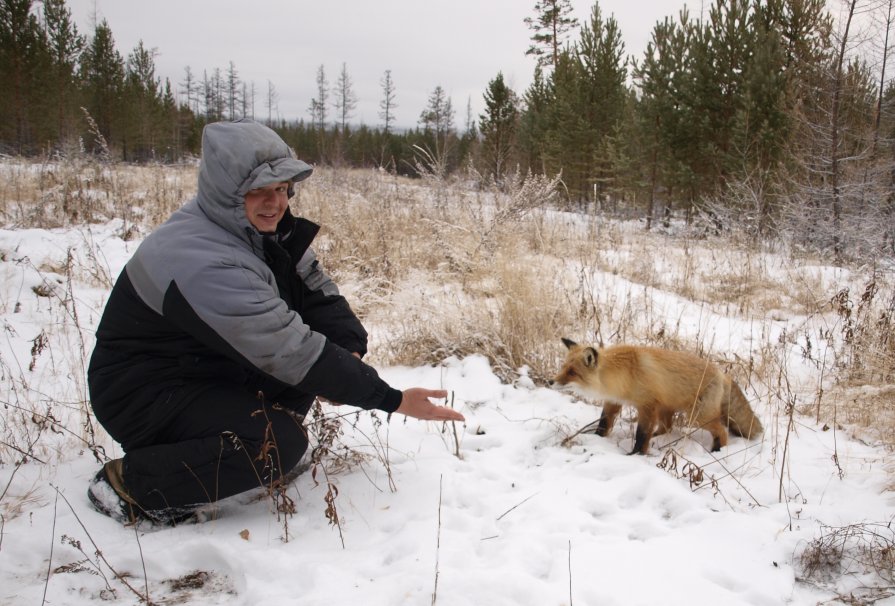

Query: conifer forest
(1, 0), (893, 263)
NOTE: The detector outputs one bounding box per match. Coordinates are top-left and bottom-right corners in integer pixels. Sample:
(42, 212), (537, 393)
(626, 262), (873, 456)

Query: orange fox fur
(553, 338), (763, 455)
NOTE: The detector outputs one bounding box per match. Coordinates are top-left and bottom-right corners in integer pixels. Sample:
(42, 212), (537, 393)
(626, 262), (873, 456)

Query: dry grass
(0, 156), (195, 235)
(1, 159), (894, 455)
(798, 521), (895, 602)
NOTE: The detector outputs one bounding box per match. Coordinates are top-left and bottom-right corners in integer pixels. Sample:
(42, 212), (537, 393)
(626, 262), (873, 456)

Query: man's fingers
(428, 405), (465, 422)
(397, 388), (465, 422)
(422, 388), (448, 400)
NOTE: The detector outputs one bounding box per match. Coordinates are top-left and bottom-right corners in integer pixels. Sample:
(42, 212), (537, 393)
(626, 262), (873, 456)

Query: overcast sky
(64, 0), (694, 130)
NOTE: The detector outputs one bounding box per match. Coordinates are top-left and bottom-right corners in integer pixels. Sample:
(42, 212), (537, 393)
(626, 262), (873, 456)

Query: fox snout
(548, 376), (572, 389)
(551, 367), (577, 387)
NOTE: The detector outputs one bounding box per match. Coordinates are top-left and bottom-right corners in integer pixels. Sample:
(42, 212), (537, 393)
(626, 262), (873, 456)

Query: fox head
(553, 338), (600, 393)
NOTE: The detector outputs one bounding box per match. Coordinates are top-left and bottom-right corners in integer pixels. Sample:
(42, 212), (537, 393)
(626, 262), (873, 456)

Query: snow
(1, 221), (893, 606)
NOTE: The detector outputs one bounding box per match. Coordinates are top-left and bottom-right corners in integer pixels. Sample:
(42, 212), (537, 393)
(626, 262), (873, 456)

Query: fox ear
(561, 337), (578, 350)
(583, 347), (598, 368)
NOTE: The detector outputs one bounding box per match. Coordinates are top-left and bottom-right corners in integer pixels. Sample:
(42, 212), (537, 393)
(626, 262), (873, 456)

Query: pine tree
(308, 64), (328, 131)
(332, 62), (357, 131)
(419, 85), (454, 136)
(543, 49), (590, 200)
(699, 0), (752, 191)
(266, 79), (279, 125)
(517, 65), (554, 174)
(180, 66), (199, 115)
(123, 40), (161, 159)
(378, 69), (398, 133)
(418, 85), (456, 173)
(309, 65), (329, 161)
(525, 0), (579, 69)
(479, 72), (518, 186)
(575, 2), (627, 202)
(80, 19), (125, 152)
(211, 67), (225, 121)
(631, 13), (693, 227)
(226, 61), (240, 120)
(729, 1), (790, 234)
(0, 0), (42, 150)
(41, 0), (83, 145)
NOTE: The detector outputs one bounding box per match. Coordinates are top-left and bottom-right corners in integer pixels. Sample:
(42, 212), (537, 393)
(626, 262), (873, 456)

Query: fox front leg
(595, 403), (622, 437)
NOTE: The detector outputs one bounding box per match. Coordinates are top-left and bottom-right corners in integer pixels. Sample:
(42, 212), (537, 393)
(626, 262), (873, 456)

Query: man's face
(244, 181), (289, 233)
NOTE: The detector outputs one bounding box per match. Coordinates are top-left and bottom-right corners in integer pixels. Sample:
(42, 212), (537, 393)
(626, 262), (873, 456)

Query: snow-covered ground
(0, 221), (892, 605)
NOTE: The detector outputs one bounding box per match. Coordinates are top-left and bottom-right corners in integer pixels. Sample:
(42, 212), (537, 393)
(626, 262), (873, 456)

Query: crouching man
(87, 119), (463, 525)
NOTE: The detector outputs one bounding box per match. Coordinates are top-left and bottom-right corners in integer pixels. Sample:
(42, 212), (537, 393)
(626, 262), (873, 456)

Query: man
(87, 119), (464, 525)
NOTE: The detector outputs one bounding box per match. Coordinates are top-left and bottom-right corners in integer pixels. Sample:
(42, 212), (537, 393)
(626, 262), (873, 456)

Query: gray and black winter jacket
(88, 120), (402, 438)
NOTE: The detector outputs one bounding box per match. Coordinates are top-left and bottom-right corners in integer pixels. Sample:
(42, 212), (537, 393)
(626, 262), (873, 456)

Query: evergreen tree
(41, 0), (83, 145)
(419, 85), (454, 136)
(525, 0), (579, 69)
(308, 64), (328, 131)
(575, 2), (627, 201)
(378, 69), (398, 133)
(80, 20), (125, 152)
(210, 67), (225, 121)
(631, 13), (693, 226)
(774, 0), (832, 94)
(266, 79), (278, 125)
(226, 61), (240, 120)
(160, 77), (180, 159)
(0, 0), (42, 151)
(479, 72), (518, 186)
(180, 66), (199, 115)
(517, 65), (554, 174)
(332, 62), (357, 130)
(242, 81), (253, 121)
(699, 0), (752, 191)
(123, 40), (161, 159)
(729, 2), (790, 233)
(542, 49), (590, 200)
(418, 85), (457, 172)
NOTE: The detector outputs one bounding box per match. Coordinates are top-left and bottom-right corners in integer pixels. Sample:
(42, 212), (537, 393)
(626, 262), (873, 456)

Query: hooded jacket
(88, 120), (402, 438)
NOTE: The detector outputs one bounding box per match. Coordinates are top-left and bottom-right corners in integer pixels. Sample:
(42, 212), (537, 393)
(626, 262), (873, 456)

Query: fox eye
(566, 369), (577, 378)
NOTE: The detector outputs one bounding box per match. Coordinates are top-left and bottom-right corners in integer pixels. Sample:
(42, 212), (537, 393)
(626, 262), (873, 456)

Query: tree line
(0, 0), (477, 173)
(1, 0), (893, 260)
(508, 0), (894, 261)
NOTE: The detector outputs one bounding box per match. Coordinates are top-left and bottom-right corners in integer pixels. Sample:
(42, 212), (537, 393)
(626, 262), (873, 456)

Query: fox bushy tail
(723, 380), (763, 439)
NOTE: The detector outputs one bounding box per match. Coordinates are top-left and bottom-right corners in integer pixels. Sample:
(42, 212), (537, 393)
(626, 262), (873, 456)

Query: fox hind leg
(651, 409), (675, 438)
(702, 418), (729, 452)
(630, 406), (657, 455)
(694, 380), (729, 452)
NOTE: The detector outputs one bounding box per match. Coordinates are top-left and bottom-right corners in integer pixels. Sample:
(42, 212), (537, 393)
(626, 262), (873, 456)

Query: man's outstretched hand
(396, 388), (465, 422)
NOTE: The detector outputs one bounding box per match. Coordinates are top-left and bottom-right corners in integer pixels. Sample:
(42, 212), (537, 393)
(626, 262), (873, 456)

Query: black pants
(118, 381), (312, 513)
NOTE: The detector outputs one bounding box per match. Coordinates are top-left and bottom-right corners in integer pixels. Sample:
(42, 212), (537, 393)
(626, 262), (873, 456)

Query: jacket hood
(196, 119), (313, 244)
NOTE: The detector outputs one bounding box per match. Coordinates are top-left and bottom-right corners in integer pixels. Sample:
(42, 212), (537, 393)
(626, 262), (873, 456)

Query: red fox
(553, 338), (763, 455)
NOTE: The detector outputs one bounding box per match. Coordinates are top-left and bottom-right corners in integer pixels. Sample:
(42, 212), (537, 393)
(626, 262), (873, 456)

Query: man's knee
(244, 406), (308, 479)
(244, 373), (314, 417)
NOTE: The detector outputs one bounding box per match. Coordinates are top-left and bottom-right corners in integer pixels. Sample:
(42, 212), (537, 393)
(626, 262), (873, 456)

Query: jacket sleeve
(295, 341), (403, 412)
(161, 273), (400, 412)
(296, 248), (368, 356)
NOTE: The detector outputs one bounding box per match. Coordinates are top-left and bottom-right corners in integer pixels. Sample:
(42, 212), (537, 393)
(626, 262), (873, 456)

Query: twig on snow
(431, 474), (443, 606)
(41, 490), (58, 606)
(496, 492), (539, 521)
